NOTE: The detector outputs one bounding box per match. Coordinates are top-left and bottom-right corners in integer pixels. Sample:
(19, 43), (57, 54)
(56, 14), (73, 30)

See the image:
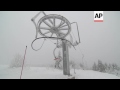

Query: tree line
(92, 60), (120, 74)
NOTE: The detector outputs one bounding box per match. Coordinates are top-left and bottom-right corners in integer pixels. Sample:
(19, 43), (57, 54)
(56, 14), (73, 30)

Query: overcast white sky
(0, 11), (120, 67)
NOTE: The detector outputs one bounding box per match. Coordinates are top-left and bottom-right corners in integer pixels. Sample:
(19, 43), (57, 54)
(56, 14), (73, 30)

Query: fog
(0, 11), (120, 67)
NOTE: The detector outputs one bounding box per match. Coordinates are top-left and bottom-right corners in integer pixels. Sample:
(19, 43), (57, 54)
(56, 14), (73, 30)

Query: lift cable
(70, 22), (85, 65)
(31, 37), (76, 51)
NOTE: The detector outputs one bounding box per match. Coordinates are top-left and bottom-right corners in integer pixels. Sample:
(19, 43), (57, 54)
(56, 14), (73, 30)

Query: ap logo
(94, 11), (103, 22)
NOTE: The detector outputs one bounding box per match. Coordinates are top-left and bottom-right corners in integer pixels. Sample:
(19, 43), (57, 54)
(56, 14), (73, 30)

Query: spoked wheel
(37, 14), (71, 39)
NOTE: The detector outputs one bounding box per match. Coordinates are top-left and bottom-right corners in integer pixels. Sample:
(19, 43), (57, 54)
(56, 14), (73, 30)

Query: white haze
(0, 11), (120, 68)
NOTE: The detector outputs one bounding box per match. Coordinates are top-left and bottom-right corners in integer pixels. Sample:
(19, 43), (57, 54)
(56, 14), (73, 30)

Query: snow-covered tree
(107, 64), (114, 73)
(97, 60), (105, 72)
(10, 54), (23, 68)
(104, 63), (108, 72)
(112, 63), (119, 71)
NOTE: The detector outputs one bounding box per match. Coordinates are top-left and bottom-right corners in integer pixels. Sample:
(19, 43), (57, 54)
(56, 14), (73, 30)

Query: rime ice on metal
(31, 11), (81, 75)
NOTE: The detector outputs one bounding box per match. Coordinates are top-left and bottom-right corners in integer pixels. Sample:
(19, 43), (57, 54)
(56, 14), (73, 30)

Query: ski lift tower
(31, 11), (80, 76)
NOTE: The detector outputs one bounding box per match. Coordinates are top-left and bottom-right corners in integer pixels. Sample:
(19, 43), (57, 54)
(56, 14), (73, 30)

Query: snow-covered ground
(0, 65), (120, 79)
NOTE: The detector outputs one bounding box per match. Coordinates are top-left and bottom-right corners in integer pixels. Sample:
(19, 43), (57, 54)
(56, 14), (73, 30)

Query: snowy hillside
(0, 65), (120, 79)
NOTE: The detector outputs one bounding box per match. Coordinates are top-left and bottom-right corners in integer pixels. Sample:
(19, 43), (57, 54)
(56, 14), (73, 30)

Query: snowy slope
(0, 65), (120, 79)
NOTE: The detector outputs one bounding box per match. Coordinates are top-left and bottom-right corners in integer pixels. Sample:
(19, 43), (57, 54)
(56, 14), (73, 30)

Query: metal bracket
(31, 11), (46, 39)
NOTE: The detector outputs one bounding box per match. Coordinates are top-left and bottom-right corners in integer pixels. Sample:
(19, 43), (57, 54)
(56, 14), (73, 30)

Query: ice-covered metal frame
(31, 11), (81, 52)
(31, 11), (71, 39)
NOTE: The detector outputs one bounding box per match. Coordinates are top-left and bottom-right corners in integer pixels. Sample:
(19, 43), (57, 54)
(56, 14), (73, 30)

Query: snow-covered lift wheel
(38, 14), (71, 39)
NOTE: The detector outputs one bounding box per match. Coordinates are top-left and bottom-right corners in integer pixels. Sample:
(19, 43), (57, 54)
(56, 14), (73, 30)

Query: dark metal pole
(62, 40), (70, 75)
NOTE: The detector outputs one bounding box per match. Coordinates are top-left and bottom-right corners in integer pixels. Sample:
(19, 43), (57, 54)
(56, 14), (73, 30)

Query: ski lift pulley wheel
(38, 14), (71, 39)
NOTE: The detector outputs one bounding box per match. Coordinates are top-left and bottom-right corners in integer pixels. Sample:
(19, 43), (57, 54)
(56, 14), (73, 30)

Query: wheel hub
(50, 27), (59, 33)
